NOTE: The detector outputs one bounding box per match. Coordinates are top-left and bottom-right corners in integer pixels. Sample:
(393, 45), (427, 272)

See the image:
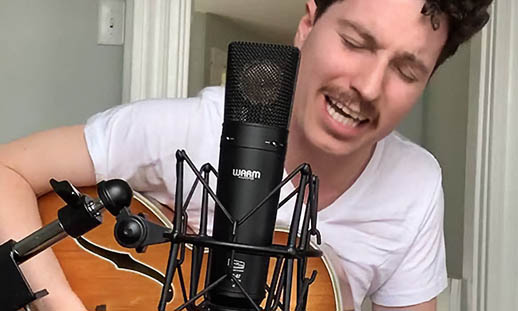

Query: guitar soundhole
(95, 305), (106, 311)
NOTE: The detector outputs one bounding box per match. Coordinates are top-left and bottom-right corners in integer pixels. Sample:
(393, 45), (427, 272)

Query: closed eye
(395, 65), (418, 83)
(340, 34), (365, 50)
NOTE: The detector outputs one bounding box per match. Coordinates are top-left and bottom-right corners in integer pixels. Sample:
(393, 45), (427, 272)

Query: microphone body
(207, 42), (299, 310)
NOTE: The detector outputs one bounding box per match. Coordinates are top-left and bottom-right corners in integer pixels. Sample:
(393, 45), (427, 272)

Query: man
(0, 0), (492, 310)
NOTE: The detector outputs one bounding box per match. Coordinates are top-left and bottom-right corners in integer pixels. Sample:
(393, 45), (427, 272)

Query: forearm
(0, 165), (87, 311)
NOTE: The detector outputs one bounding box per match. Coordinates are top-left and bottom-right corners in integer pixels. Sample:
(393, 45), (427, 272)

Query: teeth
(326, 102), (360, 127)
(329, 98), (368, 122)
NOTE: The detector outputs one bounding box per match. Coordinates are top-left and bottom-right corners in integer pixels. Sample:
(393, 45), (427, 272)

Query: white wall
(0, 0), (124, 143)
(423, 43), (472, 279)
(397, 97), (424, 145)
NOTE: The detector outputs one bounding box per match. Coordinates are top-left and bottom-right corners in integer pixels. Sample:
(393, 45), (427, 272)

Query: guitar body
(38, 187), (340, 311)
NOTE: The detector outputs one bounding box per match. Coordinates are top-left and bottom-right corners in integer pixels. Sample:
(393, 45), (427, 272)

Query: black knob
(115, 217), (146, 247)
(97, 179), (133, 216)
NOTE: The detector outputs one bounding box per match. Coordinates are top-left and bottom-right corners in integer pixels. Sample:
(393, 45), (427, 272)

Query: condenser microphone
(207, 42), (300, 310)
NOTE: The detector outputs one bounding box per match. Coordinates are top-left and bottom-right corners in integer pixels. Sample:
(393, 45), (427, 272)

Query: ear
(294, 0), (318, 48)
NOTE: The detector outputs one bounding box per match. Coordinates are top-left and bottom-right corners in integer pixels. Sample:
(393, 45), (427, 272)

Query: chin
(322, 144), (361, 157)
(306, 132), (360, 157)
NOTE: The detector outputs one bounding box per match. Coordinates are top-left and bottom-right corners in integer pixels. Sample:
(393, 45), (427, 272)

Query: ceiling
(194, 0), (306, 43)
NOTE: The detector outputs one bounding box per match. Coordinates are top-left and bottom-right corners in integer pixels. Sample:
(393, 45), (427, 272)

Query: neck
(284, 128), (376, 210)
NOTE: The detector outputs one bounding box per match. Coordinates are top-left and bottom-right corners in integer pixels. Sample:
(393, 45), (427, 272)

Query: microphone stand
(0, 179), (133, 311)
(113, 150), (322, 311)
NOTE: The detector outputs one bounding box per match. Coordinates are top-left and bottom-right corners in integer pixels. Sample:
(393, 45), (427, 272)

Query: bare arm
(373, 297), (437, 311)
(0, 125), (96, 310)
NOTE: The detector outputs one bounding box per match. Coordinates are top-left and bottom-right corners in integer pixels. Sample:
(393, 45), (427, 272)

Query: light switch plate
(97, 0), (125, 45)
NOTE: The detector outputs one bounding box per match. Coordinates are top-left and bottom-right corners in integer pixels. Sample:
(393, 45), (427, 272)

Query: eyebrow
(338, 19), (378, 50)
(337, 18), (431, 75)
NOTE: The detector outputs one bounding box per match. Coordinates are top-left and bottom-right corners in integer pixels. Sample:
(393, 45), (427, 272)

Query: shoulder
(366, 131), (443, 228)
(86, 86), (225, 137)
(377, 132), (442, 189)
(383, 132), (440, 173)
(129, 85), (225, 118)
(83, 86), (225, 180)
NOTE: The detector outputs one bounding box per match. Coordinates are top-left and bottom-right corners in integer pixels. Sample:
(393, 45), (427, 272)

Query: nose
(350, 57), (386, 103)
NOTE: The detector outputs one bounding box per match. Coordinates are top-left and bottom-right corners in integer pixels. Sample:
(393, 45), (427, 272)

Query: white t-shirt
(84, 86), (447, 310)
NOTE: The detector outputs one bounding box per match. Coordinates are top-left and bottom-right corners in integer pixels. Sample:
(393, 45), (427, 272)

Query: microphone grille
(224, 41), (300, 128)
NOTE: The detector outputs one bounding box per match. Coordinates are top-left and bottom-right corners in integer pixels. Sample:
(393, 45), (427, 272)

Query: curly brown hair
(313, 0), (493, 70)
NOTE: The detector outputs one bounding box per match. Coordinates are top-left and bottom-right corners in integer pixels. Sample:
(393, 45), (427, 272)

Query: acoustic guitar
(38, 187), (346, 311)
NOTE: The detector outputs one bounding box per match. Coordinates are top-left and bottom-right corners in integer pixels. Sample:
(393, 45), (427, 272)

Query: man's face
(292, 0), (448, 156)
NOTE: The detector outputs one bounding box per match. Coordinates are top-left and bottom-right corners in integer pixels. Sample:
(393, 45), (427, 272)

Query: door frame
(463, 0), (518, 310)
(122, 0), (192, 103)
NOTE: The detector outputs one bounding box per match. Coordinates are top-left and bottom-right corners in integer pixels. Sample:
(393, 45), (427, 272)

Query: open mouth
(324, 95), (370, 128)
